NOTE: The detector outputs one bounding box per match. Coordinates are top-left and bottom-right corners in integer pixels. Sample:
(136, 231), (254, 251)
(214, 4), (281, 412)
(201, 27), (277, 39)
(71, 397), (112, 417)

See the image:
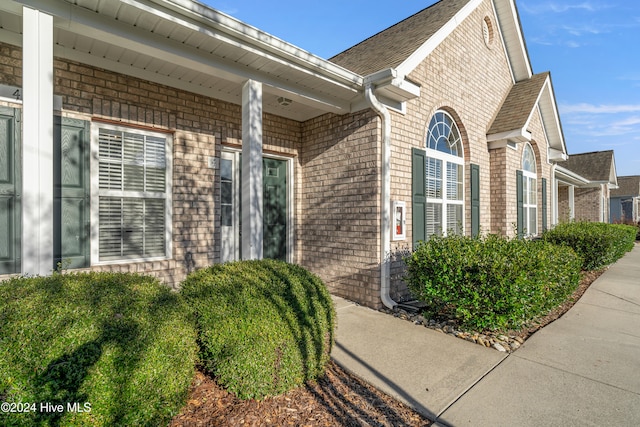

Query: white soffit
(6, 0), (365, 121)
(537, 78), (568, 156)
(492, 0), (532, 82)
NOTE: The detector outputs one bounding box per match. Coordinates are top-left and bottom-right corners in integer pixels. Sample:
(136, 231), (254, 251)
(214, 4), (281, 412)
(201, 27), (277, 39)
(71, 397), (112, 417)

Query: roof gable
(611, 176), (640, 197)
(330, 0), (473, 76)
(329, 0), (531, 82)
(487, 72), (567, 160)
(562, 151), (618, 185)
(488, 72), (549, 137)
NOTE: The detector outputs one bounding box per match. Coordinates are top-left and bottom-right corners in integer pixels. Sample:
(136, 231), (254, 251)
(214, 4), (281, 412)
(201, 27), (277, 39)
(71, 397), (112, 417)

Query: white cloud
(560, 24), (606, 36)
(560, 103), (640, 114)
(521, 1), (609, 14)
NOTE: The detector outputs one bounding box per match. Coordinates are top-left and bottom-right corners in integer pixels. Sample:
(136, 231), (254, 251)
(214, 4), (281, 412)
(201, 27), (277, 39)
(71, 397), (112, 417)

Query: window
(93, 124), (171, 261)
(522, 143), (537, 236)
(425, 111), (464, 237)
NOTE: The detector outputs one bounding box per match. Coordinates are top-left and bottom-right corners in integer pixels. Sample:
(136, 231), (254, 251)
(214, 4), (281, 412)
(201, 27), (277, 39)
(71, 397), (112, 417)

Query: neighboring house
(610, 176), (640, 224)
(555, 151), (618, 223)
(0, 0), (569, 309)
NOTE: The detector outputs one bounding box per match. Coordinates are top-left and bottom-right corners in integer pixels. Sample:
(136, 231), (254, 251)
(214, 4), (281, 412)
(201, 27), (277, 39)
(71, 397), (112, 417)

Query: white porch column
(568, 185), (575, 220)
(22, 7), (53, 276)
(241, 80), (263, 260)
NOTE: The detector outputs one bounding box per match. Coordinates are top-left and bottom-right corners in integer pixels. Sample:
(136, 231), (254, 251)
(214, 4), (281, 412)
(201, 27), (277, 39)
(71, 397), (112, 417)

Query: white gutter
(364, 82), (396, 310)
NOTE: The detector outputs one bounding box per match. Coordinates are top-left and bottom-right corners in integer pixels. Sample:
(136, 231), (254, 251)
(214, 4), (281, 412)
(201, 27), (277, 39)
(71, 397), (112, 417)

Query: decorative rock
(514, 336), (525, 344)
(510, 342), (521, 351)
(492, 342), (507, 352)
(477, 337), (487, 347)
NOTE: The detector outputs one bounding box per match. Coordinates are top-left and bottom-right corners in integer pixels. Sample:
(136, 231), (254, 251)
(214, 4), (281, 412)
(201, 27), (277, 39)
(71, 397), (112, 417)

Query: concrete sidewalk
(331, 243), (640, 426)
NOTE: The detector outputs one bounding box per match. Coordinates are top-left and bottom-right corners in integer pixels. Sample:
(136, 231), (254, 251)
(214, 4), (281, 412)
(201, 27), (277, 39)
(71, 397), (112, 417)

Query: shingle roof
(611, 176), (640, 197)
(488, 72), (549, 135)
(562, 151), (616, 183)
(329, 0), (472, 76)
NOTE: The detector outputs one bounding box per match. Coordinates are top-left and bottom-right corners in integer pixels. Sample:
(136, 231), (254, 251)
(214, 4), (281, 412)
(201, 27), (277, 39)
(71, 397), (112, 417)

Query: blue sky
(205, 1), (640, 176)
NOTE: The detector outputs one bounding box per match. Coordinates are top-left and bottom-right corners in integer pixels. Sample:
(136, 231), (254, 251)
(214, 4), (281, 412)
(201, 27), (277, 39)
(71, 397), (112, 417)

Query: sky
(204, 1), (640, 177)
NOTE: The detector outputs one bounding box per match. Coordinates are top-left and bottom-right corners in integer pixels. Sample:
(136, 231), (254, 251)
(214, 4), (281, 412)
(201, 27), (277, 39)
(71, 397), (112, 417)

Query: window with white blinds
(522, 143), (537, 236)
(425, 111), (464, 237)
(96, 125), (170, 261)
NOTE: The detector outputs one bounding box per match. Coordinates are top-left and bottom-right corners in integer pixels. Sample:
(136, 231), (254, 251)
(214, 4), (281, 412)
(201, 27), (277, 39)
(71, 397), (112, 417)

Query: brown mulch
(169, 361), (432, 427)
(169, 269), (605, 427)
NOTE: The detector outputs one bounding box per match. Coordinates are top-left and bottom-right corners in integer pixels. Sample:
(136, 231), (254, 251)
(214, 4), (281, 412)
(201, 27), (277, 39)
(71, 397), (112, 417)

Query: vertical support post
(22, 7), (53, 275)
(241, 80), (263, 260)
(568, 185), (575, 221)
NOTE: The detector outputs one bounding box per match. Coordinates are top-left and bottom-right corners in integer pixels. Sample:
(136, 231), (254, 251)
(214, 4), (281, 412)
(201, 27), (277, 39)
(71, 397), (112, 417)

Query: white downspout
(364, 83), (397, 310)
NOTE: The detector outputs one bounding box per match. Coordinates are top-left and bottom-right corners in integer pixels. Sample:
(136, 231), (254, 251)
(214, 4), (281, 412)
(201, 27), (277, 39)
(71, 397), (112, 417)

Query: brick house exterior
(555, 151), (618, 224)
(611, 176), (640, 224)
(0, 0), (569, 309)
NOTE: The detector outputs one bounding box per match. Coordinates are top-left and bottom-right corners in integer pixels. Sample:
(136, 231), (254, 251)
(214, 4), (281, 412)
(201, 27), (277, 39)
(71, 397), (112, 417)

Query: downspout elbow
(364, 83), (396, 310)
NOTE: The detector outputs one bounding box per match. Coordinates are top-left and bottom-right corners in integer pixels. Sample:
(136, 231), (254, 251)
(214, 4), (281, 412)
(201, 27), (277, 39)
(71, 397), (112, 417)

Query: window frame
(522, 143), (537, 237)
(90, 122), (173, 264)
(425, 110), (465, 237)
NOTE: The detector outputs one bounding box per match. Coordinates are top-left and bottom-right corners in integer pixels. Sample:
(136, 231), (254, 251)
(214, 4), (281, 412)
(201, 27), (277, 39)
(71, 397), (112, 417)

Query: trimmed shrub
(404, 235), (582, 331)
(543, 221), (636, 270)
(181, 259), (335, 400)
(0, 272), (198, 427)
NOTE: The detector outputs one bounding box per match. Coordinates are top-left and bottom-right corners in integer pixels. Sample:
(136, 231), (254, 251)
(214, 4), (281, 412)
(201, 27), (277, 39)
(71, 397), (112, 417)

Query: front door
(219, 152), (288, 262)
(54, 117), (90, 269)
(263, 158), (287, 261)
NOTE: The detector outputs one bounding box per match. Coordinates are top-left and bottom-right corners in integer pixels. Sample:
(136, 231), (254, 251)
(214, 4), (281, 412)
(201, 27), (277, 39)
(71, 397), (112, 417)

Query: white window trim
(522, 143), (537, 236)
(426, 148), (465, 236)
(220, 148), (294, 263)
(90, 122), (173, 265)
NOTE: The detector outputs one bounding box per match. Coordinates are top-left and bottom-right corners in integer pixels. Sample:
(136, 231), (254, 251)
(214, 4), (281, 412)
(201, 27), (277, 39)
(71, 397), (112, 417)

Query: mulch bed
(169, 269), (605, 427)
(169, 361), (432, 426)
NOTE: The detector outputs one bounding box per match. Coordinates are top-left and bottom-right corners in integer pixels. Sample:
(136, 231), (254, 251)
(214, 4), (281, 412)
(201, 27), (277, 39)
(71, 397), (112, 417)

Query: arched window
(425, 111), (464, 236)
(522, 143), (537, 236)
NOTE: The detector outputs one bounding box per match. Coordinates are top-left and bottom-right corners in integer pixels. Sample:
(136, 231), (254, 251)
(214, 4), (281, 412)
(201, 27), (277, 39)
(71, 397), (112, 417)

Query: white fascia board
(487, 128), (531, 145)
(610, 156), (619, 186)
(555, 165), (590, 186)
(153, 0), (363, 87)
(364, 68), (420, 103)
(396, 0), (483, 77)
(493, 0), (532, 81)
(490, 0), (515, 84)
(549, 147), (568, 161)
(539, 79), (568, 155)
(18, 0), (359, 108)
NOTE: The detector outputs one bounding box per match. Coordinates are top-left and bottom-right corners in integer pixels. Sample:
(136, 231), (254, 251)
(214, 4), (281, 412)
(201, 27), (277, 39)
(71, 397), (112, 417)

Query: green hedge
(404, 235), (582, 331)
(543, 222), (636, 270)
(0, 272), (198, 427)
(181, 259), (335, 400)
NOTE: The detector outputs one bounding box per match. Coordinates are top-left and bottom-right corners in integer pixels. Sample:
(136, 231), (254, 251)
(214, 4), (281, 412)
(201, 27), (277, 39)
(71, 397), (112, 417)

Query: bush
(404, 235), (582, 331)
(543, 221), (636, 270)
(0, 272), (198, 427)
(181, 259), (335, 400)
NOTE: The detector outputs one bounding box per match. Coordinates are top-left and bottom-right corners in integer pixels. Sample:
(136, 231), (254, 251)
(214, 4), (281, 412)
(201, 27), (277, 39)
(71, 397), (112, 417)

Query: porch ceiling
(1, 0), (365, 121)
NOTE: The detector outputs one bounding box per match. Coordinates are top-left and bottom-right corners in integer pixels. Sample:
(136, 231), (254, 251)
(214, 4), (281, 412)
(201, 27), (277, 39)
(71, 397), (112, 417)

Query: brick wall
(383, 0), (556, 300)
(573, 186), (605, 222)
(557, 185), (571, 222)
(299, 110), (383, 308)
(0, 41), (302, 289)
